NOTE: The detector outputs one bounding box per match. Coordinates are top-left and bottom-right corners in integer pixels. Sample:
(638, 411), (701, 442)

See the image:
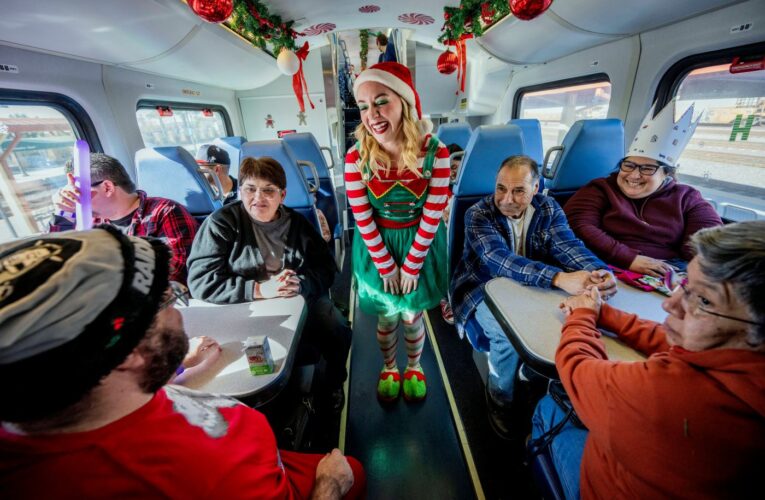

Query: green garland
(438, 0), (510, 44)
(359, 29), (370, 70)
(227, 0), (300, 55)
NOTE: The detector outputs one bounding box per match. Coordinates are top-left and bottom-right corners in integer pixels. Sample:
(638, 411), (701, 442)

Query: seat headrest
(454, 125), (525, 197)
(239, 140), (313, 208)
(545, 119), (624, 192)
(282, 133), (330, 179)
(134, 147), (222, 215)
(212, 136), (247, 178)
(435, 123), (473, 150)
(508, 119), (544, 166)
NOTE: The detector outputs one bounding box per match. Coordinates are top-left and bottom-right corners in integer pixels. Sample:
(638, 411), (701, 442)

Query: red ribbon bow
(292, 42), (315, 113)
(445, 34), (473, 94)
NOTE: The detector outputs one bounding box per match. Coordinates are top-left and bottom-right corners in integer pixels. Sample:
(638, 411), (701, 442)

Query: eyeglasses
(664, 269), (763, 326)
(241, 186), (282, 198)
(91, 179), (105, 188)
(160, 281), (190, 310)
(619, 159), (660, 176)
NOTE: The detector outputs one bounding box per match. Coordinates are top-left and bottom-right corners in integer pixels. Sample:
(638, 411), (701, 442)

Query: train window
(136, 101), (232, 153)
(671, 61), (765, 220)
(0, 96), (96, 243)
(516, 75), (611, 157)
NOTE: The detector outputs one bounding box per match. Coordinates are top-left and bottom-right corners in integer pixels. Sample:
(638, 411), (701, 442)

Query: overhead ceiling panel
(478, 15), (618, 64)
(552, 0), (744, 36)
(0, 0), (194, 64)
(127, 25), (280, 90)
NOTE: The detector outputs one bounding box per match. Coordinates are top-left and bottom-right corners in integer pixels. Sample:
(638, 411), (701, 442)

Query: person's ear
(114, 349), (146, 372)
(102, 179), (117, 197)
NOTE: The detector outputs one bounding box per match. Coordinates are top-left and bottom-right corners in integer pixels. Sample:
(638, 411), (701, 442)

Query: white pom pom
(276, 48), (300, 76)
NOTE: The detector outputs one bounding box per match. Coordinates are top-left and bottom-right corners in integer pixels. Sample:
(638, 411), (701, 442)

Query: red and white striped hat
(353, 62), (432, 134)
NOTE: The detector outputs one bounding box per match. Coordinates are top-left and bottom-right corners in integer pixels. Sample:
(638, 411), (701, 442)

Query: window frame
(0, 88), (103, 152)
(652, 41), (765, 110)
(135, 100), (233, 142)
(511, 72), (611, 120)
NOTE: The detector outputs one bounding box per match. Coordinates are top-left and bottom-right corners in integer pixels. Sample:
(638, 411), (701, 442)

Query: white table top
(484, 278), (667, 378)
(176, 296), (306, 402)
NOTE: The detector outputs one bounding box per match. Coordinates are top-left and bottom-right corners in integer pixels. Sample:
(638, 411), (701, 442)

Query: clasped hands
(256, 269), (301, 299)
(382, 266), (418, 295)
(557, 269), (616, 316)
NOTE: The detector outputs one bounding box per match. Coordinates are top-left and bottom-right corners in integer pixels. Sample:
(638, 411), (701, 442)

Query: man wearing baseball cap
(196, 144), (238, 204)
(0, 227), (365, 498)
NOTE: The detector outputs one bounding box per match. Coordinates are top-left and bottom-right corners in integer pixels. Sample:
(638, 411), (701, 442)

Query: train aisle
(342, 295), (478, 499)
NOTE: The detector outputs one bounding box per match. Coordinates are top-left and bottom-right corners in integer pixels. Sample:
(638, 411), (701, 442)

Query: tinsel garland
(438, 0), (510, 44)
(360, 29), (370, 70)
(227, 0), (301, 54)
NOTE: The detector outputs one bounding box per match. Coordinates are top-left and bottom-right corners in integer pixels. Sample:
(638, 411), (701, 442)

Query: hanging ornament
(277, 48), (300, 75)
(265, 114), (275, 128)
(481, 3), (495, 24)
(509, 0), (553, 21)
(445, 34), (473, 93)
(187, 0), (233, 24)
(437, 49), (459, 75)
(292, 42), (316, 113)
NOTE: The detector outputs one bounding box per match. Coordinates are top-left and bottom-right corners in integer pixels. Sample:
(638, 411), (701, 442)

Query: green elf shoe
(377, 370), (401, 403)
(403, 368), (427, 402)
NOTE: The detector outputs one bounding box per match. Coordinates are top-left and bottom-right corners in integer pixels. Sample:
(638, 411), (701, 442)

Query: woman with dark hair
(187, 156), (351, 410)
(564, 101), (721, 276)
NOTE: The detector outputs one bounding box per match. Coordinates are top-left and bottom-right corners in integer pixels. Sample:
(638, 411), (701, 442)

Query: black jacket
(187, 202), (335, 304)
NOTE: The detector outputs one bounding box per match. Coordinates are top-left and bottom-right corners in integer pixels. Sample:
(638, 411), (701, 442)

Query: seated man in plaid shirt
(450, 155), (616, 440)
(50, 153), (198, 284)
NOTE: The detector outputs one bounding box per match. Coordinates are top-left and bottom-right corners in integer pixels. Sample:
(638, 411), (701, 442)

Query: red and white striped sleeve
(400, 142), (451, 278)
(344, 147), (397, 278)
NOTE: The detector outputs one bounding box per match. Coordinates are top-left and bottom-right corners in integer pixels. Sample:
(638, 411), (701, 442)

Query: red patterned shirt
(50, 190), (198, 284)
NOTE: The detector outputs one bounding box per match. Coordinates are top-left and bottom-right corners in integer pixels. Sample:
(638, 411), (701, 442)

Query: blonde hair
(353, 99), (424, 180)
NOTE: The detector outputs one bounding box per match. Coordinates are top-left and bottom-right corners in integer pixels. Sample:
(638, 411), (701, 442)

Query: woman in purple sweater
(564, 101), (721, 277)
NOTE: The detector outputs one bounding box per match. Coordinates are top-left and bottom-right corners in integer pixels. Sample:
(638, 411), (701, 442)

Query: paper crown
(628, 100), (701, 167)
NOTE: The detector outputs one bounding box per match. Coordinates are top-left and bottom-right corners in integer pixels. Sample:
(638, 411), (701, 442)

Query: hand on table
(588, 269), (617, 299)
(629, 255), (673, 278)
(559, 286), (602, 316)
(183, 336), (222, 368)
(257, 269), (301, 299)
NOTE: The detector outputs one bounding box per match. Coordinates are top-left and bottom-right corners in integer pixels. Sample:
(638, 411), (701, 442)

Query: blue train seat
(543, 119), (624, 201)
(508, 119), (544, 167)
(212, 136), (247, 178)
(282, 133), (342, 242)
(135, 146), (223, 221)
(450, 124), (525, 351)
(239, 140), (322, 234)
(436, 123), (473, 150)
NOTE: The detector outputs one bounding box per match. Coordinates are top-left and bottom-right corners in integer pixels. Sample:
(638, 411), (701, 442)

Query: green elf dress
(345, 136), (450, 316)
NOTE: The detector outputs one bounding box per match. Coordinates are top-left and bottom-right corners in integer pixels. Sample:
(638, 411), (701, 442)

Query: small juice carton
(243, 336), (274, 375)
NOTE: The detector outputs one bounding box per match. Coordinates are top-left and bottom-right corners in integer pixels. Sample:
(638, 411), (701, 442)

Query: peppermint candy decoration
(398, 13), (434, 25)
(359, 5), (380, 13)
(302, 23), (336, 36)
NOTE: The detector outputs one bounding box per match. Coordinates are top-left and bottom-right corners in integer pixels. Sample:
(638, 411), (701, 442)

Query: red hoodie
(558, 304), (765, 499)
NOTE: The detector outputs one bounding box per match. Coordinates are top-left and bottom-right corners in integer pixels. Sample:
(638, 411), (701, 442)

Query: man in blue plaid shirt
(450, 155), (616, 439)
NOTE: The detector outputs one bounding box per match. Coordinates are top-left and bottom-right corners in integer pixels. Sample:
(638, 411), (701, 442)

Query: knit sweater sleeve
(680, 187), (722, 261)
(344, 147), (397, 278)
(400, 143), (451, 278)
(598, 303), (671, 355)
(564, 180), (640, 269)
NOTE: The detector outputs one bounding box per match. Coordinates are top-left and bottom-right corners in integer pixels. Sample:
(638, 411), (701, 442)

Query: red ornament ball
(481, 3), (496, 24)
(188, 0), (233, 24)
(437, 49), (459, 75)
(509, 0), (553, 21)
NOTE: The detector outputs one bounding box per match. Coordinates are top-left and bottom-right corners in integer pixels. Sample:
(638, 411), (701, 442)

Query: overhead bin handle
(197, 166), (224, 201)
(542, 145), (564, 180)
(297, 160), (320, 193)
(320, 146), (335, 169)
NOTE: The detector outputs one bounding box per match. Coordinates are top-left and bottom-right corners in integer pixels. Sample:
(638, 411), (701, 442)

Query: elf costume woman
(344, 62), (450, 402)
